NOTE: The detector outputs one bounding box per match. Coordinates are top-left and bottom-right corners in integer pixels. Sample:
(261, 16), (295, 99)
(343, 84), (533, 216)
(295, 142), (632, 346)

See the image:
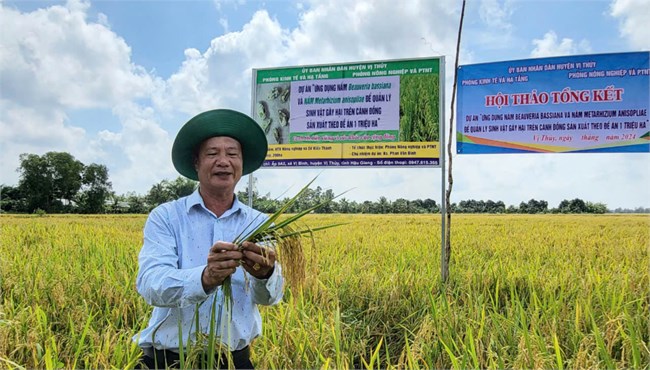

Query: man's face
(194, 136), (243, 195)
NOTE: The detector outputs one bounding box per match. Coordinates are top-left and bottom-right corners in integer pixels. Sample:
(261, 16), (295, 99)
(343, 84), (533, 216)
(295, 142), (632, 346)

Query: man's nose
(214, 153), (229, 165)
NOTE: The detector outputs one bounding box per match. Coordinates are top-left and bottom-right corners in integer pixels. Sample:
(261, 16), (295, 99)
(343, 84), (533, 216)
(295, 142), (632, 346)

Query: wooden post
(443, 0), (466, 283)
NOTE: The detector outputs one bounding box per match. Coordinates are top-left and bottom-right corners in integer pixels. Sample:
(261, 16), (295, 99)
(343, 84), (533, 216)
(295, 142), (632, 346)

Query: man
(133, 109), (284, 369)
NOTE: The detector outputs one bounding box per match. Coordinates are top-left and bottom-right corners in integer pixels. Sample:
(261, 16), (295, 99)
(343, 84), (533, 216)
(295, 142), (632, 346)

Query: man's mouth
(213, 171), (231, 177)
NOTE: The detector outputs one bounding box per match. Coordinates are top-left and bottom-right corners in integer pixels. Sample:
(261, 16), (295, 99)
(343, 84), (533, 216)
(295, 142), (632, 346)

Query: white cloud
(0, 0), (163, 191)
(101, 103), (175, 193)
(152, 10), (288, 116)
(0, 0), (156, 110)
(213, 0), (246, 12)
(479, 0), (514, 31)
(290, 0), (458, 63)
(609, 0), (650, 49)
(462, 0), (517, 53)
(219, 17), (229, 33)
(0, 102), (96, 186)
(530, 31), (592, 58)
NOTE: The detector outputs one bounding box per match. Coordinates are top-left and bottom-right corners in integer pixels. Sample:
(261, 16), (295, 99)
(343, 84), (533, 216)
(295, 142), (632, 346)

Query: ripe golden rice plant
(0, 213), (648, 369)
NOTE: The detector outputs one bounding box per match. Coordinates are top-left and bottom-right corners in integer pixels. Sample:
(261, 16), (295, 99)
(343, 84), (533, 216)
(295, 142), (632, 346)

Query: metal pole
(247, 175), (254, 208)
(440, 58), (447, 284)
(249, 69), (257, 209)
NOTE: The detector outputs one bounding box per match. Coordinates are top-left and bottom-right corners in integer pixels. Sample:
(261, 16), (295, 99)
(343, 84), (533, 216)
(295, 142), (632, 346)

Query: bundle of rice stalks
(224, 175), (348, 310)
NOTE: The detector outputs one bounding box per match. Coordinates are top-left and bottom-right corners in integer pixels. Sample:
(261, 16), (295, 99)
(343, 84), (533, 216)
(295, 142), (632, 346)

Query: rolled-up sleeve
(136, 206), (209, 308)
(250, 263), (284, 305)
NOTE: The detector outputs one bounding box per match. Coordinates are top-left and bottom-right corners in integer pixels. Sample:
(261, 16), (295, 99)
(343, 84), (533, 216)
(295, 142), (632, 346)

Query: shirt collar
(185, 189), (245, 218)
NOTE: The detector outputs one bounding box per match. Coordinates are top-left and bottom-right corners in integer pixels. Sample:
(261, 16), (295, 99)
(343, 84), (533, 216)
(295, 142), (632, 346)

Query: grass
(0, 213), (648, 369)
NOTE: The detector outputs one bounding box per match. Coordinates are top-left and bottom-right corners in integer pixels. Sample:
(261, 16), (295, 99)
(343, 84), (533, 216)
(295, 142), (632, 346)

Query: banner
(252, 58), (443, 167)
(456, 52), (649, 154)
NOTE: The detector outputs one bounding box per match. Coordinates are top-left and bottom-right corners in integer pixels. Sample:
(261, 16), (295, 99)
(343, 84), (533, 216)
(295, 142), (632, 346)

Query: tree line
(2, 152), (112, 214)
(238, 191), (615, 214)
(1, 151), (645, 214)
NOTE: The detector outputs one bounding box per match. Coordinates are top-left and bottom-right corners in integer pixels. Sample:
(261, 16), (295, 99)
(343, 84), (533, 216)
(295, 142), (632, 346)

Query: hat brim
(172, 109), (268, 180)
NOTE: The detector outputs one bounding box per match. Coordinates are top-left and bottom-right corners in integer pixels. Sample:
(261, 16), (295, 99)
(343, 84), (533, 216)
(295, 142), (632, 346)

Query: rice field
(1, 213), (648, 369)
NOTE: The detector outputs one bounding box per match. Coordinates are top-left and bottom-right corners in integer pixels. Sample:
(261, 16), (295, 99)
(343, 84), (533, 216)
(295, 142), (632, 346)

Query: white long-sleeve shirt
(132, 190), (284, 352)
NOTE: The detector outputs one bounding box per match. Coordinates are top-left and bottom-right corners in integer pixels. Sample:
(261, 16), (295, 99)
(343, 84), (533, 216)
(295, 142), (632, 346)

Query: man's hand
(240, 241), (276, 279)
(201, 241), (243, 292)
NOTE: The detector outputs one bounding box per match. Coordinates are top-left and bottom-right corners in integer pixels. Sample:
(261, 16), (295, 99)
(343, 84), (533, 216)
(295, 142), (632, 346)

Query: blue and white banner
(457, 52), (649, 154)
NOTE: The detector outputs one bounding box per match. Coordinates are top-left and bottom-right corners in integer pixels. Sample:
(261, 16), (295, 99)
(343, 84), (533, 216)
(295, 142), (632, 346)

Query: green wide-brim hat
(172, 109), (268, 180)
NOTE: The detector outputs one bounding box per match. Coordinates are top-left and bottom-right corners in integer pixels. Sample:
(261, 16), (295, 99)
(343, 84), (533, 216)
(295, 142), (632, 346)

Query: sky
(1, 0), (649, 209)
